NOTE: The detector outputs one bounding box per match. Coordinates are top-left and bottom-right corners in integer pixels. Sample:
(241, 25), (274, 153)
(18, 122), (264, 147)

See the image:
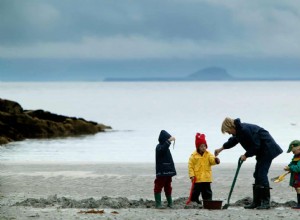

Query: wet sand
(0, 162), (299, 219)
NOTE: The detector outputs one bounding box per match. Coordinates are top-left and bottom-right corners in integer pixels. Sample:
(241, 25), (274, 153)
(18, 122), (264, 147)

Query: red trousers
(154, 176), (172, 196)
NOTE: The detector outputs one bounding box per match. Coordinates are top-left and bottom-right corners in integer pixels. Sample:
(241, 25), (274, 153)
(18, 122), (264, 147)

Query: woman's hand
(214, 147), (224, 156)
(240, 155), (247, 161)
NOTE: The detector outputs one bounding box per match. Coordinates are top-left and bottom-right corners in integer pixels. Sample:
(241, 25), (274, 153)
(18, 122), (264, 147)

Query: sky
(1, 0), (300, 80)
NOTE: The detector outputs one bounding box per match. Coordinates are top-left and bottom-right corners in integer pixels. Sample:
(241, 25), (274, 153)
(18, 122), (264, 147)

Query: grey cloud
(0, 0), (241, 44)
(0, 0), (61, 45)
(1, 0), (300, 60)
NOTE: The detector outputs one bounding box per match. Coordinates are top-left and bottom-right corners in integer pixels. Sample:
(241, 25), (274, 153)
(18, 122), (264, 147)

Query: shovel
(271, 172), (290, 183)
(186, 177), (196, 205)
(223, 157), (243, 209)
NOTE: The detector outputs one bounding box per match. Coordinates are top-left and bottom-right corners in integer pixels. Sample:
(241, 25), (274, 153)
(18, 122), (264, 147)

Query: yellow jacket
(188, 150), (218, 183)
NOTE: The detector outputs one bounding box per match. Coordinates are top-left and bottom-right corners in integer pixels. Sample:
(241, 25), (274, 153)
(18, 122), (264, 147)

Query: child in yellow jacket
(188, 133), (220, 204)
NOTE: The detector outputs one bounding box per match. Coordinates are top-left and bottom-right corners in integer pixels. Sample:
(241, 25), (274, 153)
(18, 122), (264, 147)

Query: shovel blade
(274, 175), (285, 183)
(272, 172), (289, 183)
(271, 176), (280, 182)
(222, 204), (229, 209)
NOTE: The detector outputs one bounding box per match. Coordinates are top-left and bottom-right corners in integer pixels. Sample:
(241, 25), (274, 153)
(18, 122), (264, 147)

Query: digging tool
(271, 172), (290, 183)
(223, 157), (243, 209)
(186, 177), (196, 205)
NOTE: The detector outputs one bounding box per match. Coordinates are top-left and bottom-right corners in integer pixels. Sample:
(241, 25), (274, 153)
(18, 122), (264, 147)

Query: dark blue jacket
(155, 130), (177, 177)
(223, 119), (283, 159)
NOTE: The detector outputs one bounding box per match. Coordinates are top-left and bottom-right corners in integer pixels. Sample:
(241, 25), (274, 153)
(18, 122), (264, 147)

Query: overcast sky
(1, 0), (300, 79)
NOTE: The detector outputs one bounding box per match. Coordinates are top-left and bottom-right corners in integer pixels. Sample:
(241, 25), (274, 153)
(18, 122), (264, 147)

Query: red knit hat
(195, 133), (207, 148)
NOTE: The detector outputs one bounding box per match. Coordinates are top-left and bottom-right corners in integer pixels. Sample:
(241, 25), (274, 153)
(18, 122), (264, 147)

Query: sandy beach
(0, 162), (299, 220)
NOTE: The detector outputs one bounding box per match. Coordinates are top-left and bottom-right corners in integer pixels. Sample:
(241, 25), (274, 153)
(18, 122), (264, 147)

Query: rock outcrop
(0, 98), (111, 145)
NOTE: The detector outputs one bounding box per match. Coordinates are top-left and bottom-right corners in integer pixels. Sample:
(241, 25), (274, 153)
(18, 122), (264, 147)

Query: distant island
(104, 67), (300, 81)
(187, 67), (233, 80)
(1, 65), (300, 82)
(104, 67), (232, 81)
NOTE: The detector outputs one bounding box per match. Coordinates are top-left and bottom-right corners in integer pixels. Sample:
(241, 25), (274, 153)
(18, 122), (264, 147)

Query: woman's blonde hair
(221, 117), (235, 133)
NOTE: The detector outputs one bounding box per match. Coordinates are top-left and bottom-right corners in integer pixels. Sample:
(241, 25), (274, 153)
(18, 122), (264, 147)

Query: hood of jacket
(234, 118), (242, 131)
(158, 130), (171, 144)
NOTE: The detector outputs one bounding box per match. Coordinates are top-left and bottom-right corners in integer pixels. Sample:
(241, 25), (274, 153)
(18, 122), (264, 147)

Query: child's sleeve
(208, 152), (218, 165)
(188, 156), (195, 178)
(289, 160), (300, 173)
(156, 140), (171, 153)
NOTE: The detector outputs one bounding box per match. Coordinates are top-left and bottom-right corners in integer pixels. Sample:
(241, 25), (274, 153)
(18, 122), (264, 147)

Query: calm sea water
(0, 81), (299, 164)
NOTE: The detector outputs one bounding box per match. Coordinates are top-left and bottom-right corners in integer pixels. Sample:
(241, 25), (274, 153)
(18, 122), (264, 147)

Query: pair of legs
(154, 176), (172, 195)
(191, 182), (212, 204)
(245, 156), (272, 209)
(293, 187), (300, 209)
(253, 156), (272, 187)
(154, 176), (173, 208)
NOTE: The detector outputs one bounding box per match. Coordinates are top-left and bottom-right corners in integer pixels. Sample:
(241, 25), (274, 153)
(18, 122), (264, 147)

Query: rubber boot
(292, 194), (300, 209)
(166, 195), (173, 208)
(244, 184), (260, 209)
(256, 186), (270, 209)
(154, 193), (163, 209)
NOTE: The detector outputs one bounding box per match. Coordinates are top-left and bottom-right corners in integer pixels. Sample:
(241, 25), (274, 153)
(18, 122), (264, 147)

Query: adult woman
(215, 117), (283, 209)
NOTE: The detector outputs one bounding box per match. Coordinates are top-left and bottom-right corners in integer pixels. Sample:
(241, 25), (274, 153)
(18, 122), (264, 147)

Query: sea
(0, 81), (299, 164)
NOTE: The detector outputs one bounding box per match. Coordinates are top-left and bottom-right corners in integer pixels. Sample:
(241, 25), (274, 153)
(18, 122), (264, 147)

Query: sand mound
(14, 195), (297, 209)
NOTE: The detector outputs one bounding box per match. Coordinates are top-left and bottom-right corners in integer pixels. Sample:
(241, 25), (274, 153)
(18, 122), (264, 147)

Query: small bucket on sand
(203, 200), (223, 210)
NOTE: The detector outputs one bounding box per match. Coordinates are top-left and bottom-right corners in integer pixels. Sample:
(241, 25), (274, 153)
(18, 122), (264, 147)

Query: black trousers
(191, 182), (212, 203)
(254, 155), (272, 187)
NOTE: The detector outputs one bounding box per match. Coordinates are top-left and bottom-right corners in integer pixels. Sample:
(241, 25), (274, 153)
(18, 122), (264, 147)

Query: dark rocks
(0, 98), (23, 114)
(0, 98), (111, 145)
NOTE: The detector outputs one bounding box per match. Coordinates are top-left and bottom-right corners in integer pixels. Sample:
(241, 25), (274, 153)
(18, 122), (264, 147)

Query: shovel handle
(226, 158), (243, 206)
(282, 171), (290, 177)
(186, 177), (196, 205)
(238, 157), (243, 166)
